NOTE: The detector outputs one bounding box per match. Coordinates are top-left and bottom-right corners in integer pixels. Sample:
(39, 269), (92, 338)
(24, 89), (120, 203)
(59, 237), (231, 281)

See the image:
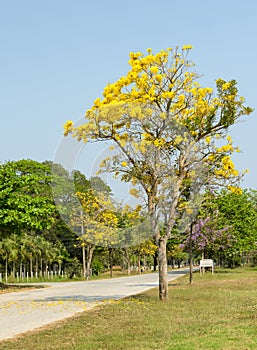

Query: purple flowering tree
(188, 217), (233, 258)
(182, 216), (234, 283)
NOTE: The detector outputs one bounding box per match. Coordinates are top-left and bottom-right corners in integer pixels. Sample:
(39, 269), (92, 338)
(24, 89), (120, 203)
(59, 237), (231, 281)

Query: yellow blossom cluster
(203, 132), (243, 185)
(215, 155), (239, 178)
(83, 47), (198, 114)
(63, 120), (73, 136)
(63, 45), (252, 196)
(227, 186), (243, 195)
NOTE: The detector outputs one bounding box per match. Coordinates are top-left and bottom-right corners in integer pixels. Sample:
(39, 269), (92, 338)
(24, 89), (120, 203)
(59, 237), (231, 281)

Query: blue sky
(1, 0), (257, 200)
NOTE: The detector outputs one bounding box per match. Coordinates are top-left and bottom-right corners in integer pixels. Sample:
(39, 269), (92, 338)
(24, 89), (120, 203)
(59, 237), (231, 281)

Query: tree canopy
(0, 159), (56, 237)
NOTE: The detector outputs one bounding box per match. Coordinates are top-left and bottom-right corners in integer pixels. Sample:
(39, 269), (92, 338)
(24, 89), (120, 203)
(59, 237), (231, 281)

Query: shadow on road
(32, 295), (124, 302)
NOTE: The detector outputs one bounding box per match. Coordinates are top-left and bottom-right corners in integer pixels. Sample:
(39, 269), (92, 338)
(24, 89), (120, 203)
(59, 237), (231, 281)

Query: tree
(0, 235), (18, 280)
(216, 189), (257, 265)
(183, 217), (233, 258)
(0, 159), (56, 238)
(90, 176), (112, 197)
(72, 189), (118, 279)
(182, 189), (257, 270)
(64, 46), (252, 300)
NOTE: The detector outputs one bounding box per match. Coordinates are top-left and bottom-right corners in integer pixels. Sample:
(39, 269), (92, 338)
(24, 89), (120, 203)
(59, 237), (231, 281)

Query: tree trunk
(40, 258), (43, 277)
(127, 259), (131, 275)
(138, 253), (141, 274)
(153, 251), (158, 271)
(122, 248), (131, 275)
(82, 244), (86, 278)
(12, 262), (16, 277)
(5, 258), (8, 282)
(30, 257), (33, 277)
(109, 248), (113, 278)
(35, 256), (39, 277)
(20, 262), (22, 279)
(189, 223), (193, 285)
(86, 244), (95, 280)
(158, 238), (168, 300)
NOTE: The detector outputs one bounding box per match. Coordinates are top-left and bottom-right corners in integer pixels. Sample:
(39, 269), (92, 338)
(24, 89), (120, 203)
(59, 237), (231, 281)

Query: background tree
(90, 176), (112, 197)
(182, 216), (233, 259)
(72, 189), (118, 279)
(216, 189), (257, 266)
(0, 159), (56, 238)
(64, 46), (252, 300)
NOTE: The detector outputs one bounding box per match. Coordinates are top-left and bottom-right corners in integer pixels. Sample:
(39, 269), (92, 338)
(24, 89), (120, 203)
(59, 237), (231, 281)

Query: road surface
(0, 269), (189, 341)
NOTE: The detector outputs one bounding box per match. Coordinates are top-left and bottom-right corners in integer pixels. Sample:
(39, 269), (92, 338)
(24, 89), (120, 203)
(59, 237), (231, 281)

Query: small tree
(64, 46), (252, 300)
(183, 217), (233, 258)
(72, 189), (118, 279)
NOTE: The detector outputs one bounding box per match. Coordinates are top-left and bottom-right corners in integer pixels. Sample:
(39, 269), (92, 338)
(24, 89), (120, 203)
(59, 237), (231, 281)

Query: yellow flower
(182, 44), (193, 50)
(121, 161), (127, 167)
(94, 98), (101, 108)
(174, 135), (183, 145)
(129, 188), (139, 198)
(208, 154), (215, 162)
(222, 82), (231, 91)
(150, 66), (159, 74)
(226, 135), (232, 143)
(228, 186), (242, 195)
(63, 120), (73, 136)
(205, 136), (211, 144)
(155, 74), (163, 83)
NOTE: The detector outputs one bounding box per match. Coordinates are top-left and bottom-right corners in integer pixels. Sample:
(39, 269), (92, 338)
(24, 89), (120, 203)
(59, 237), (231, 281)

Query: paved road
(0, 269), (189, 341)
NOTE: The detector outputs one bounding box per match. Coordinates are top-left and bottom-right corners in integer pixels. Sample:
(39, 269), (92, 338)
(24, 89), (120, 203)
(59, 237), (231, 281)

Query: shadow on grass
(0, 283), (45, 291)
(125, 293), (155, 303)
(214, 269), (231, 274)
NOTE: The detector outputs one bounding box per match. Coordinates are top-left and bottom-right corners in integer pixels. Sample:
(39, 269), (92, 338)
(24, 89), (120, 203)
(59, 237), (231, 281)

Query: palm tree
(0, 236), (18, 281)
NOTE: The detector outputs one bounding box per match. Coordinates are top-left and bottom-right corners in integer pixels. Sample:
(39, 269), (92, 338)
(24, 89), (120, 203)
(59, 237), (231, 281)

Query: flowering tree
(64, 46), (252, 300)
(72, 189), (118, 279)
(183, 217), (233, 259)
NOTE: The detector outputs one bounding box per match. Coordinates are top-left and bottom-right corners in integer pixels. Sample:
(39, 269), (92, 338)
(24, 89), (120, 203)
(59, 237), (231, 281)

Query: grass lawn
(0, 267), (257, 350)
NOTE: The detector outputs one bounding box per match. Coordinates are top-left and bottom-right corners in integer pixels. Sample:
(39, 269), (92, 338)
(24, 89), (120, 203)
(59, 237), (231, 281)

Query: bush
(92, 259), (104, 276)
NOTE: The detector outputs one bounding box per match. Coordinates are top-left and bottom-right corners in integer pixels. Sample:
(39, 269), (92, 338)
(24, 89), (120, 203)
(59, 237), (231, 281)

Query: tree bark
(109, 248), (113, 278)
(5, 258), (8, 281)
(189, 223), (193, 285)
(122, 248), (131, 275)
(82, 244), (86, 278)
(158, 238), (168, 300)
(153, 251), (158, 271)
(30, 257), (33, 277)
(138, 253), (141, 274)
(86, 244), (95, 280)
(35, 256), (39, 277)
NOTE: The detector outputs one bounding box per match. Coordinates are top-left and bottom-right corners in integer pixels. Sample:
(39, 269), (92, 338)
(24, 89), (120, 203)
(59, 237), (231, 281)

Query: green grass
(1, 267), (257, 350)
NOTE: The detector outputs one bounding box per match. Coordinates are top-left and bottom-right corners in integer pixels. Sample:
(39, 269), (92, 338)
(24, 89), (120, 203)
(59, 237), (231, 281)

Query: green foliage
(0, 159), (56, 236)
(90, 176), (112, 197)
(91, 259), (104, 275)
(216, 189), (257, 253)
